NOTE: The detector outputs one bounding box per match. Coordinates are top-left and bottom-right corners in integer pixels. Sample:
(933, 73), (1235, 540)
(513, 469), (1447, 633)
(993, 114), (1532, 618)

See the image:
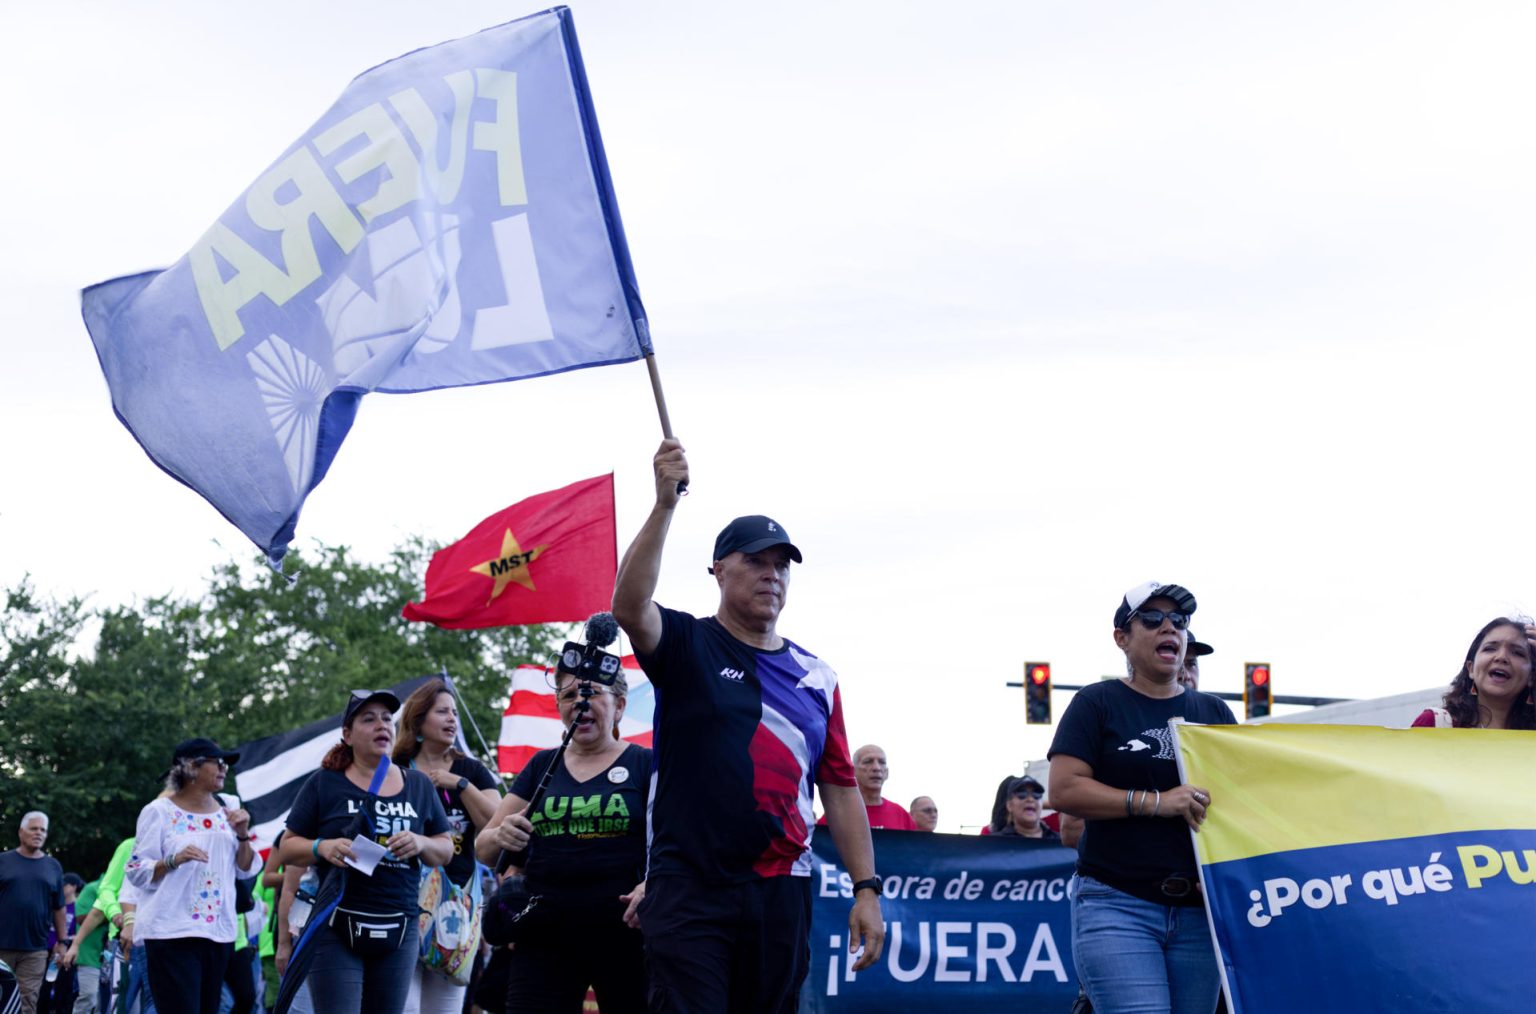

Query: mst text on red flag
(403, 473), (616, 629)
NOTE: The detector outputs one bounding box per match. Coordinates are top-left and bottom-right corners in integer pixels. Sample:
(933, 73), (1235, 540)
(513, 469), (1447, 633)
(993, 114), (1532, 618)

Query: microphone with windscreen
(555, 611), (624, 685)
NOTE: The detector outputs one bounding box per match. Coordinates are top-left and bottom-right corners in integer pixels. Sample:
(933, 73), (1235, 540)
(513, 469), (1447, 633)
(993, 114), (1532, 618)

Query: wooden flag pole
(644, 353), (687, 495)
(644, 353), (675, 439)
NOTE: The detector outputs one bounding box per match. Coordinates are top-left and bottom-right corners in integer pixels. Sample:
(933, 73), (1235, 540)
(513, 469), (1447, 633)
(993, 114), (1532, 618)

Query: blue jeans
(1071, 875), (1219, 1014)
(304, 920), (418, 1014)
(124, 944), (157, 1014)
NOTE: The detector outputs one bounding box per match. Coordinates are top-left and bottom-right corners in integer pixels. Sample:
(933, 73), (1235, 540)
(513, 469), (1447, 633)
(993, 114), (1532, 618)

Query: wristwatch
(455, 777), (470, 793)
(852, 876), (883, 897)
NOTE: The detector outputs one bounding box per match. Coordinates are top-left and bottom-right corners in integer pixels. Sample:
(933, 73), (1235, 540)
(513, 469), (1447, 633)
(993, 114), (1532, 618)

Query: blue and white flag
(82, 6), (648, 564)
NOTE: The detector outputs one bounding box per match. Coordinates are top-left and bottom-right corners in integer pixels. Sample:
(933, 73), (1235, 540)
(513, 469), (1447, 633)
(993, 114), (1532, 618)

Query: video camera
(556, 641), (622, 685)
(554, 610), (623, 685)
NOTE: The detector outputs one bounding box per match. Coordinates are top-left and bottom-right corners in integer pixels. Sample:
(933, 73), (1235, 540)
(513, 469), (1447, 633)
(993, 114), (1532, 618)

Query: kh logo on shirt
(718, 667), (746, 682)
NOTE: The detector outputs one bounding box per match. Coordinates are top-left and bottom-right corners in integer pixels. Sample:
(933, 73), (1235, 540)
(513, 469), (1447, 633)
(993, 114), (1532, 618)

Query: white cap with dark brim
(1114, 581), (1197, 628)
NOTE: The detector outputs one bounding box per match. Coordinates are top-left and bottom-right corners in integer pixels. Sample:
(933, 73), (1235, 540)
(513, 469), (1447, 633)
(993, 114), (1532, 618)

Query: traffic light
(1244, 662), (1272, 720)
(1025, 662), (1052, 724)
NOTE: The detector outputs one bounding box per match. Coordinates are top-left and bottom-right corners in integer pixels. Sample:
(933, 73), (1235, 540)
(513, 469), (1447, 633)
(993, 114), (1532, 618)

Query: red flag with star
(402, 474), (616, 629)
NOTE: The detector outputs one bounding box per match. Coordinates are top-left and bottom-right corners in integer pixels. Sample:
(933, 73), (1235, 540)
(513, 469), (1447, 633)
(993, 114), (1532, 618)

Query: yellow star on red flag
(469, 529), (548, 604)
(402, 474), (616, 630)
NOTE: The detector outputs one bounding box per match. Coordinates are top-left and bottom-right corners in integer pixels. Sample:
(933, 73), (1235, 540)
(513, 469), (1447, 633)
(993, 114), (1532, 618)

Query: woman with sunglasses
(123, 738), (260, 1014)
(1048, 582), (1236, 1014)
(477, 666), (651, 1013)
(1412, 616), (1536, 729)
(279, 690), (454, 1014)
(995, 776), (1061, 841)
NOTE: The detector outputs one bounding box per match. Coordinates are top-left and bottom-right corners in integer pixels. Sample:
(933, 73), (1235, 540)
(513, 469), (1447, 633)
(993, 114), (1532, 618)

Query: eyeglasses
(1128, 609), (1190, 631)
(1012, 790), (1043, 800)
(557, 686), (619, 704)
(195, 757), (229, 770)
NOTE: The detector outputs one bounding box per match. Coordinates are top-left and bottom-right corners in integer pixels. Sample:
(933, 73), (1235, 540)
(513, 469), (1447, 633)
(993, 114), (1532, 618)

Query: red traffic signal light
(1244, 662), (1273, 720)
(1025, 662), (1052, 724)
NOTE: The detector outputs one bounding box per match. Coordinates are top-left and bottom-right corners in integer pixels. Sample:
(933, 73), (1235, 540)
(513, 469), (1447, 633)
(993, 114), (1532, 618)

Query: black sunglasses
(1012, 789), (1043, 800)
(1128, 609), (1190, 631)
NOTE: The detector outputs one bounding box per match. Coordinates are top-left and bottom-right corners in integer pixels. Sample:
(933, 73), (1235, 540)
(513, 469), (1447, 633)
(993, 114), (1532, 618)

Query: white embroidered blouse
(124, 797), (261, 943)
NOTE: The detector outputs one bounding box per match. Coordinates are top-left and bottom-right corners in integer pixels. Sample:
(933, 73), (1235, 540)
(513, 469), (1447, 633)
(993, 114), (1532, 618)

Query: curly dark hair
(1441, 617), (1536, 729)
(320, 743), (354, 772)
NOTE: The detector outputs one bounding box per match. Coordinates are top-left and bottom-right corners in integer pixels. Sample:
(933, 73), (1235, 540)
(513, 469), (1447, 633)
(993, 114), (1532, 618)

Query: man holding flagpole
(613, 439), (884, 1014)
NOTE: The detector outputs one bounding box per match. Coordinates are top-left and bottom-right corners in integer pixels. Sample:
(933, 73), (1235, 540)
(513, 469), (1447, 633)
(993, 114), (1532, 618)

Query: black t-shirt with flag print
(635, 606), (857, 885)
(1048, 679), (1235, 904)
(509, 742), (652, 898)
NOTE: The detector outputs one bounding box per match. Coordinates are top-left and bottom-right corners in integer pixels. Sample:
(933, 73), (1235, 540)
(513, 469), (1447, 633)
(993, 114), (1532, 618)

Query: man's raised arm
(612, 438), (689, 655)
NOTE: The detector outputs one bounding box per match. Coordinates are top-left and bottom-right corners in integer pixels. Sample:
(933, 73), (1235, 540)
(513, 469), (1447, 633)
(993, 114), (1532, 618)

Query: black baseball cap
(709, 515), (802, 574)
(343, 689), (401, 727)
(171, 738), (240, 767)
(1114, 581), (1197, 629)
(1186, 631), (1214, 657)
(1010, 775), (1045, 796)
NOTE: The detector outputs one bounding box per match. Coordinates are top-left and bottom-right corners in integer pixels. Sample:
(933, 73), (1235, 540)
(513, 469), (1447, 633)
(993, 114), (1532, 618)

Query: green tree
(0, 541), (565, 874)
(191, 538), (562, 754)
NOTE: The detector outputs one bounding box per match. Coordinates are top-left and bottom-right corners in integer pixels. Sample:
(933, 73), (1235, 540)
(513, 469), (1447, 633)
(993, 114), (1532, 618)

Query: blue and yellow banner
(803, 829), (1078, 1012)
(1174, 722), (1536, 1013)
(81, 6), (647, 565)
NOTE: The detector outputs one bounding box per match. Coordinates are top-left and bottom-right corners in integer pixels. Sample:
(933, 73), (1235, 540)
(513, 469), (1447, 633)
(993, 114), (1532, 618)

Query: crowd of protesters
(6, 441), (1533, 1014)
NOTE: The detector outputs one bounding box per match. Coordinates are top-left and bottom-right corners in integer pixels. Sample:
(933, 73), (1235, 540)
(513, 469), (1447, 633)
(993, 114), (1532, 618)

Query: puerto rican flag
(497, 658), (654, 775)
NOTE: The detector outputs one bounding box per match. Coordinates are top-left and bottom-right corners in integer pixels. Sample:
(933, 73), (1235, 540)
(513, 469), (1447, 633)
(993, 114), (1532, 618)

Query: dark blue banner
(1207, 829), (1536, 1012)
(804, 830), (1078, 1012)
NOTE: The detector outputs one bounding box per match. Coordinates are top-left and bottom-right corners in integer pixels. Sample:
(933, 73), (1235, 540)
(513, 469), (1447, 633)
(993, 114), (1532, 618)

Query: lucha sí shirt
(636, 606), (857, 884)
(285, 766), (451, 913)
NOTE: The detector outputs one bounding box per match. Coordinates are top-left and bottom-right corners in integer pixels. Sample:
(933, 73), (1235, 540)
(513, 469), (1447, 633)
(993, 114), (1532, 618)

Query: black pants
(221, 945), (257, 1014)
(503, 895), (646, 1014)
(639, 874), (812, 1014)
(143, 938), (232, 1014)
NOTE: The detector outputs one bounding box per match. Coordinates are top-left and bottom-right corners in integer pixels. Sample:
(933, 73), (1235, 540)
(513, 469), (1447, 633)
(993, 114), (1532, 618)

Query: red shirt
(817, 799), (916, 830)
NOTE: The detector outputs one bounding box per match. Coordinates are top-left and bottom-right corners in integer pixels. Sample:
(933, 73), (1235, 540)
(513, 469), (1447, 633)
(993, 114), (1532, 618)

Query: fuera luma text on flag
(81, 6), (647, 565)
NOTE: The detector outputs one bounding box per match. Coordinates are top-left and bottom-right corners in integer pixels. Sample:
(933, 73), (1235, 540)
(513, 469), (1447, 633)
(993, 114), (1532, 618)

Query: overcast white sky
(4, 1), (1535, 830)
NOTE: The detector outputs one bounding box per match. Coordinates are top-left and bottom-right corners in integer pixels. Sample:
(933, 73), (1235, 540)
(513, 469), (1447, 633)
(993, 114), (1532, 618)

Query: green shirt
(257, 880), (275, 958)
(74, 880), (108, 968)
(91, 837), (135, 938)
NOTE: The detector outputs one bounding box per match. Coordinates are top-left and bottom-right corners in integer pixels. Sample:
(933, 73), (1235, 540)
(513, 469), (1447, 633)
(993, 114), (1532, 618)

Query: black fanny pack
(330, 906), (409, 957)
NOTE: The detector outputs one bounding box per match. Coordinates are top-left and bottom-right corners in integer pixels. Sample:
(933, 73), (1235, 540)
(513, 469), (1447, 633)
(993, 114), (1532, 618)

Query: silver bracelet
(1152, 789), (1162, 817)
